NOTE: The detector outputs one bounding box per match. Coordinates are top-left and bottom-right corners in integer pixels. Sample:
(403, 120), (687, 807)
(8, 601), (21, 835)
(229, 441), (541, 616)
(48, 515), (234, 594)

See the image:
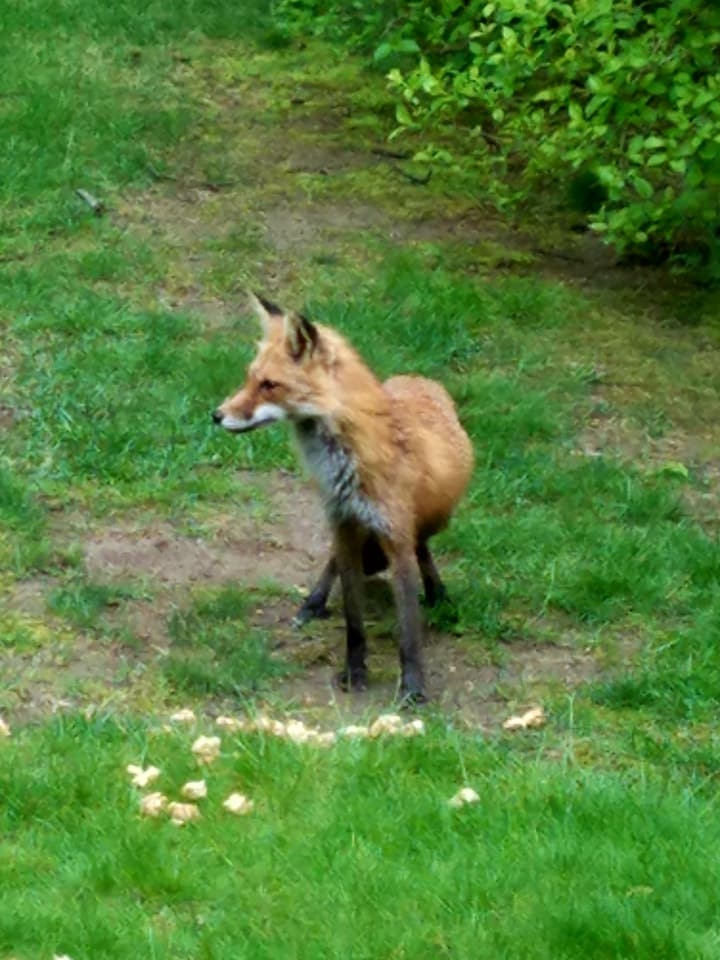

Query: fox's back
(383, 375), (473, 536)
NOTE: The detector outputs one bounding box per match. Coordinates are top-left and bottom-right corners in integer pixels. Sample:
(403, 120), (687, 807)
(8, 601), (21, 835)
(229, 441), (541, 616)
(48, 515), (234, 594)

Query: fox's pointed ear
(248, 292), (283, 337)
(284, 312), (319, 362)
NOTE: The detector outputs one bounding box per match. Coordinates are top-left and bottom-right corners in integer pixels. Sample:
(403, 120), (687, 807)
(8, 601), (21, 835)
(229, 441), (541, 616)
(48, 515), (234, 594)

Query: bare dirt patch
(273, 630), (597, 732)
(84, 472), (327, 591)
(3, 469), (599, 729)
(262, 200), (392, 253)
(76, 471), (330, 648)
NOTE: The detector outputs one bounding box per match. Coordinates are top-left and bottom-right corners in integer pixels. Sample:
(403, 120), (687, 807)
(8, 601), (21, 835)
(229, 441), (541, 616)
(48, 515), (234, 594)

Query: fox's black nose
(211, 409), (223, 425)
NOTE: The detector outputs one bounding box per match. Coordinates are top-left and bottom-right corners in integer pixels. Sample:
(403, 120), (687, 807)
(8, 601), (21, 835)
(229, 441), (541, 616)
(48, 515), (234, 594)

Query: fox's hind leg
(293, 557), (337, 626)
(293, 536), (389, 626)
(416, 540), (449, 607)
(336, 524), (368, 691)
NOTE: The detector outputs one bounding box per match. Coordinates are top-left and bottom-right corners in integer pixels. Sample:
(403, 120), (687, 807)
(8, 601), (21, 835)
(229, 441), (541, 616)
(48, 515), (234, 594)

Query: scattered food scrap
(181, 779), (208, 800)
(502, 707), (546, 731)
(339, 724), (370, 739)
(369, 714), (404, 738)
(126, 763), (161, 788)
(448, 787), (480, 809)
(167, 801), (201, 826)
(216, 715), (248, 732)
(223, 792), (255, 816)
(191, 735), (221, 764)
(170, 708), (196, 724)
(139, 792), (168, 818)
(402, 718), (426, 737)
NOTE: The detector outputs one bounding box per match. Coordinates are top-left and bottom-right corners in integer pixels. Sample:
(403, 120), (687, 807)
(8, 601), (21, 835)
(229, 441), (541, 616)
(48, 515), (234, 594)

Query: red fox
(212, 294), (474, 701)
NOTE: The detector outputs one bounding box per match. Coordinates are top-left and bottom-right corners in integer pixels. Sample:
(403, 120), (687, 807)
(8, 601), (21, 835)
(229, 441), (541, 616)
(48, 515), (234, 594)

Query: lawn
(1, 1), (720, 956)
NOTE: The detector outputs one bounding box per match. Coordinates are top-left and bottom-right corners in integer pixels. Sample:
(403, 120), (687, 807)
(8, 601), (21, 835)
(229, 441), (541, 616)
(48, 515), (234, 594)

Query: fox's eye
(260, 379), (279, 392)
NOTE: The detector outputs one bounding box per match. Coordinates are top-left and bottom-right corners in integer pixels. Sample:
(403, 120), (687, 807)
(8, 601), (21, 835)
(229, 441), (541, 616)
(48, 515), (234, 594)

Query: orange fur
(213, 294), (473, 700)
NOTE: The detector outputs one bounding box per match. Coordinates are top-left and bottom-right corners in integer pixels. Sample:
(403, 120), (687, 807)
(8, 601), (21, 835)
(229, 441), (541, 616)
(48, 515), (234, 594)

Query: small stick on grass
(75, 188), (105, 216)
(371, 146), (413, 161)
(147, 165), (176, 182)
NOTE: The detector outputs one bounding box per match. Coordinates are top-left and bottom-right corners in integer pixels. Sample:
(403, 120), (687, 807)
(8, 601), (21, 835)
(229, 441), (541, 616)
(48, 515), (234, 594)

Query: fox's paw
(398, 670), (427, 707)
(398, 688), (428, 708)
(337, 667), (368, 692)
(292, 601), (331, 628)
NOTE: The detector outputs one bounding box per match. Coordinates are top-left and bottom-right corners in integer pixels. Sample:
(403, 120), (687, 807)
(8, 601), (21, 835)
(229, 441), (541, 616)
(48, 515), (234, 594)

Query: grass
(47, 579), (147, 630)
(3, 714), (720, 959)
(0, 462), (50, 573)
(163, 586), (291, 697)
(2, 0), (720, 955)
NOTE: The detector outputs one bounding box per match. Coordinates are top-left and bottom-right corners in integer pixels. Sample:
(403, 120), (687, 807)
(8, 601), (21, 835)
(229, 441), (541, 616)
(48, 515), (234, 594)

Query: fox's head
(212, 293), (335, 433)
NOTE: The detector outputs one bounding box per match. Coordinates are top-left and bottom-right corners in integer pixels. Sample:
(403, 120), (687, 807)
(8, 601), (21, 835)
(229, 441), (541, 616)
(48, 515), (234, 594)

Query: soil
(3, 467), (597, 730)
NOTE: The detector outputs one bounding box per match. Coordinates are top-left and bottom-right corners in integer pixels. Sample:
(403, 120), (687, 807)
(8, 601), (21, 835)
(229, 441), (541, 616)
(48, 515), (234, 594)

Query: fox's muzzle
(211, 402), (287, 434)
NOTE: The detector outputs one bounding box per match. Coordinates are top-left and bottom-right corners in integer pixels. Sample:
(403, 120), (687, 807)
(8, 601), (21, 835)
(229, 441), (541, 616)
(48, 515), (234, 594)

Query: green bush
(278, 0), (720, 275)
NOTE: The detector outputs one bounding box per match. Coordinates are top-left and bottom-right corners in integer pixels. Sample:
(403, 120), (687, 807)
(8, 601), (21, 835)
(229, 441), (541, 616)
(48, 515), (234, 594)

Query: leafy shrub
(277, 0), (720, 275)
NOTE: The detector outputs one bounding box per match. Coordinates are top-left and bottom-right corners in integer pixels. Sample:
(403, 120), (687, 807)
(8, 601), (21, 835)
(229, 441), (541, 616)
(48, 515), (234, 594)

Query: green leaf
(568, 101), (583, 123)
(633, 176), (654, 199)
(395, 103), (413, 126)
(694, 89), (716, 109)
(628, 134), (645, 157)
(586, 94), (609, 118)
(397, 38), (421, 54)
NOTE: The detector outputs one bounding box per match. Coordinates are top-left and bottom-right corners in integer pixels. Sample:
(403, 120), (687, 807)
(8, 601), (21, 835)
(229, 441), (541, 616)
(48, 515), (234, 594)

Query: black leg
(293, 557), (337, 626)
(416, 540), (448, 608)
(293, 536), (389, 627)
(362, 536), (389, 576)
(391, 552), (426, 703)
(336, 527), (368, 691)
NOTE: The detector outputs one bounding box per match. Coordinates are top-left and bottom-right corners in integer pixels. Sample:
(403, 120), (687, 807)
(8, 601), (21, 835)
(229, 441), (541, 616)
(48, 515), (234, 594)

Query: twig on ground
(74, 188), (105, 216)
(371, 146), (413, 161)
(147, 165), (177, 182)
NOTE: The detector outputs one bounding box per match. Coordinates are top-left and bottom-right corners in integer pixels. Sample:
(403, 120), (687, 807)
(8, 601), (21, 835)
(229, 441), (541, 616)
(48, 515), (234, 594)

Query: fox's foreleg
(335, 523), (368, 691)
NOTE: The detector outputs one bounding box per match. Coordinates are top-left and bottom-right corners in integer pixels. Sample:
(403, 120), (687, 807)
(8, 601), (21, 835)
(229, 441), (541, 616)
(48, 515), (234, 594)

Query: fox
(212, 293), (474, 702)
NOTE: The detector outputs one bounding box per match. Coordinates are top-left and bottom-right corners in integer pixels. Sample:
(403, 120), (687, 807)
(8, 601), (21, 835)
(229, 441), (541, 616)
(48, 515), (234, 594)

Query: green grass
(163, 586), (290, 697)
(2, 714), (720, 959)
(0, 461), (51, 573)
(3, 2), (720, 955)
(4, 266), (293, 508)
(48, 579), (147, 630)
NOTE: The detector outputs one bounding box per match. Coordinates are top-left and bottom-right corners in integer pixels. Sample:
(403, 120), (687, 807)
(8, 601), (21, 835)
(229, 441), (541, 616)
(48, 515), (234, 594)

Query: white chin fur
(221, 403), (287, 433)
